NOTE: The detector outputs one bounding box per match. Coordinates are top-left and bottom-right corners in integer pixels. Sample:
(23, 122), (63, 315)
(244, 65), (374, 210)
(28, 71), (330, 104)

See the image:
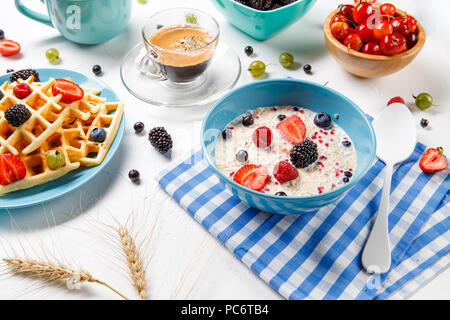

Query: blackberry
(149, 127), (173, 154)
(5, 104), (31, 127)
(10, 69), (39, 83)
(248, 0), (273, 10)
(290, 139), (318, 168)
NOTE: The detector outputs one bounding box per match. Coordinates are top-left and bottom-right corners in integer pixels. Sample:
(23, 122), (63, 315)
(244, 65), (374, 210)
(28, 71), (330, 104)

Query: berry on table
(413, 92), (435, 110)
(275, 191), (287, 197)
(273, 161), (299, 184)
(13, 83), (32, 99)
(0, 39), (21, 57)
(10, 69), (39, 82)
(279, 52), (294, 68)
(5, 104), (31, 127)
(303, 64), (312, 74)
(89, 127), (106, 143)
(148, 127), (173, 154)
(244, 46), (253, 56)
(92, 65), (102, 76)
(314, 112), (332, 129)
(46, 150), (65, 170)
(134, 121), (145, 133)
(128, 169), (140, 182)
(248, 60), (266, 77)
(387, 96), (405, 106)
(222, 128), (232, 140)
(242, 114), (254, 127)
(45, 48), (60, 64)
(290, 139), (318, 168)
(419, 147), (448, 173)
(236, 150), (248, 163)
(420, 118), (429, 128)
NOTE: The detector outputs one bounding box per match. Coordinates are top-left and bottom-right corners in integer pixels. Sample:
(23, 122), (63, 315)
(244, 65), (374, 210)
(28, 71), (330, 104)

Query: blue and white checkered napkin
(156, 142), (449, 300)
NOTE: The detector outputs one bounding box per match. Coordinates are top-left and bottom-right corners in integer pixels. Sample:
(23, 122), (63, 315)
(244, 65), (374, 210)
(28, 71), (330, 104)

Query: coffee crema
(147, 25), (217, 82)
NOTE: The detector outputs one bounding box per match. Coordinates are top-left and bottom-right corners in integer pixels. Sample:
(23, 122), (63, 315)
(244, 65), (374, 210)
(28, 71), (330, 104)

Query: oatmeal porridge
(214, 106), (357, 196)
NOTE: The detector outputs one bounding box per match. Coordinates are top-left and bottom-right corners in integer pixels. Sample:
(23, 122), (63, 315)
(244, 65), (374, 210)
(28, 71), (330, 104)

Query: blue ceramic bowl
(201, 79), (376, 215)
(211, 0), (317, 40)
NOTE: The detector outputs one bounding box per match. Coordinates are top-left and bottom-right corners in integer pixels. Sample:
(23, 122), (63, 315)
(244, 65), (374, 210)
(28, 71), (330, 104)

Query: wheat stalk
(117, 225), (147, 299)
(2, 257), (129, 300)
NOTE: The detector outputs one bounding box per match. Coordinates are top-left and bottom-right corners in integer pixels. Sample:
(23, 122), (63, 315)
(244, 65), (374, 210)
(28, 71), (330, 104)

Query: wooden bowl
(323, 7), (426, 78)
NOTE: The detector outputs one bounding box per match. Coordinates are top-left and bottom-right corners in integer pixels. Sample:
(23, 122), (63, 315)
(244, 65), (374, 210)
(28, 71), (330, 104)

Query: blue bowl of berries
(212, 0), (317, 40)
(201, 78), (376, 214)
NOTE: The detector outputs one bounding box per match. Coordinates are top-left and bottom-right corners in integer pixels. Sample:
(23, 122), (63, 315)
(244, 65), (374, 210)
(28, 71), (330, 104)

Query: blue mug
(15, 0), (132, 44)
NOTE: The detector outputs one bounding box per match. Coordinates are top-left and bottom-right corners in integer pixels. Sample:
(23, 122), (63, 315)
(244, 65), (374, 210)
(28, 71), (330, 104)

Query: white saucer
(120, 42), (241, 108)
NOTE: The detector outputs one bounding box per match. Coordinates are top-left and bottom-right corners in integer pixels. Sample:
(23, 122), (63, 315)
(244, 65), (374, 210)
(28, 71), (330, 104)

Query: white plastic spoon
(361, 103), (416, 274)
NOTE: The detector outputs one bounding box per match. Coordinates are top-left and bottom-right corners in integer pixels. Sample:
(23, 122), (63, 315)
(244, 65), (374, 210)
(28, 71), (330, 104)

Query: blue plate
(0, 68), (125, 209)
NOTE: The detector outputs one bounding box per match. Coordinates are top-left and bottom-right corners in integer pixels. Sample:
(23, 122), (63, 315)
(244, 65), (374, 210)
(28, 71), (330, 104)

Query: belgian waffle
(0, 76), (124, 194)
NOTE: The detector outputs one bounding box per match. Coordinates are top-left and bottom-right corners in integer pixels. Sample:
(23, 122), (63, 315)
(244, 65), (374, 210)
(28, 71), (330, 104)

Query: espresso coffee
(148, 25), (216, 82)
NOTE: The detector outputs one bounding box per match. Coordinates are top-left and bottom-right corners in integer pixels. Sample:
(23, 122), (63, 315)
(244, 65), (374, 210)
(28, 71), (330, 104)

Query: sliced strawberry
(253, 126), (273, 148)
(276, 115), (306, 144)
(0, 154), (26, 186)
(233, 164), (269, 191)
(52, 79), (84, 103)
(387, 96), (405, 106)
(0, 40), (21, 57)
(419, 148), (448, 173)
(273, 161), (299, 184)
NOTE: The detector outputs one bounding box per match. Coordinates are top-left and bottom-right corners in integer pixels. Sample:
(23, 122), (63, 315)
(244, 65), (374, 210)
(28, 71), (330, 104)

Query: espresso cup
(15, 0), (131, 45)
(140, 8), (220, 83)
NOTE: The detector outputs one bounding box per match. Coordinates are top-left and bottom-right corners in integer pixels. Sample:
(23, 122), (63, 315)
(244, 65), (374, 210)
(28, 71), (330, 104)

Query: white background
(0, 0), (448, 300)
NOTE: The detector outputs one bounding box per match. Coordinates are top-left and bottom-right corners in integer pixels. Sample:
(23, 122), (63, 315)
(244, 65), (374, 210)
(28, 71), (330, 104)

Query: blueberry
(342, 140), (352, 147)
(342, 176), (349, 183)
(344, 171), (352, 177)
(92, 65), (102, 76)
(89, 127), (106, 142)
(236, 150), (248, 163)
(128, 169), (140, 182)
(275, 191), (287, 196)
(242, 114), (254, 127)
(277, 114), (286, 121)
(222, 128), (232, 140)
(134, 122), (145, 133)
(0, 29), (4, 40)
(314, 112), (332, 128)
(244, 46), (253, 56)
(303, 64), (312, 74)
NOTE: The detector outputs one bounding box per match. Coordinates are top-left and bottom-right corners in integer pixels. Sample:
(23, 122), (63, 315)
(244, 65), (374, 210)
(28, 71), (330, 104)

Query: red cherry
(380, 33), (407, 56)
(330, 22), (352, 40)
(373, 20), (393, 41)
(362, 42), (382, 55)
(392, 17), (411, 37)
(344, 33), (363, 51)
(407, 32), (418, 49)
(405, 15), (417, 33)
(380, 3), (396, 17)
(13, 83), (32, 99)
(339, 4), (355, 20)
(331, 14), (346, 24)
(353, 2), (376, 25)
(355, 24), (374, 42)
